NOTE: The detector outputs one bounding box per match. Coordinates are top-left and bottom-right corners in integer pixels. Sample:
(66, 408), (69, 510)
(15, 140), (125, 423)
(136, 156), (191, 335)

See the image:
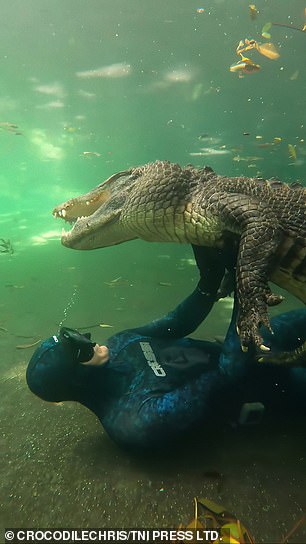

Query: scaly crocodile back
(129, 161), (306, 302)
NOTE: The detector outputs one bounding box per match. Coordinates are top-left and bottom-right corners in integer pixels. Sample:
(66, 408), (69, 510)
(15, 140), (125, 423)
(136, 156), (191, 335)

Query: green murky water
(0, 1), (305, 542)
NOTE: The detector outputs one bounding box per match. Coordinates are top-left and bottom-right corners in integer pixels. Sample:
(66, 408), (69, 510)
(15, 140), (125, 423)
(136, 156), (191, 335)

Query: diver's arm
(133, 246), (227, 339)
(132, 287), (216, 339)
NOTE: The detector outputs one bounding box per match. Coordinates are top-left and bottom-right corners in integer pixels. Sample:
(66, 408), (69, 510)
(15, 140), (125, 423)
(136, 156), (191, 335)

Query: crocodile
(53, 160), (306, 350)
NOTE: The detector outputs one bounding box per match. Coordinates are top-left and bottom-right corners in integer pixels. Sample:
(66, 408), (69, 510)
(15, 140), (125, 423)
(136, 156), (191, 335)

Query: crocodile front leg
(205, 192), (284, 350)
(237, 220), (283, 350)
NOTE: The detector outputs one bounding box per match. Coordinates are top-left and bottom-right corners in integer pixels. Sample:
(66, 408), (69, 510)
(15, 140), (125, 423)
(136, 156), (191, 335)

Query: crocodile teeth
(56, 209), (66, 218)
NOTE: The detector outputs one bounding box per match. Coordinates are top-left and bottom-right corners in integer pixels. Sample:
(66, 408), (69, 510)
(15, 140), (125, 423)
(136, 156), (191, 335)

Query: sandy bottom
(1, 369), (306, 543)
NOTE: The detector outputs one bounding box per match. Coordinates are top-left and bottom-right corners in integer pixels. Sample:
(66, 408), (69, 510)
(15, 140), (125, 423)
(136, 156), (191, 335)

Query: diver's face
(82, 344), (109, 366)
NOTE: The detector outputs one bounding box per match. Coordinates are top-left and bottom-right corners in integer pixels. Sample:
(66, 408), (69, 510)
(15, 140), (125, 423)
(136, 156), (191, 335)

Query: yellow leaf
(256, 42), (280, 59)
(221, 523), (241, 543)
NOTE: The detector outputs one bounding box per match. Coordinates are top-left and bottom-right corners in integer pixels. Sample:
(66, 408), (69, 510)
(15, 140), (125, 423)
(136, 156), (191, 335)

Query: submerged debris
(281, 512), (306, 543)
(230, 55), (261, 76)
(288, 144), (297, 161)
(0, 122), (22, 135)
(81, 151), (101, 158)
(249, 4), (259, 20)
(104, 277), (129, 287)
(262, 10), (306, 37)
(0, 239), (14, 255)
(178, 497), (255, 543)
(230, 37), (279, 76)
(16, 339), (41, 349)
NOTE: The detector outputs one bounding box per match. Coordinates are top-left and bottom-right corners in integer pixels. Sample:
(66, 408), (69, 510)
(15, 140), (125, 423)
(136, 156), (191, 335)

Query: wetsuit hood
(26, 335), (80, 402)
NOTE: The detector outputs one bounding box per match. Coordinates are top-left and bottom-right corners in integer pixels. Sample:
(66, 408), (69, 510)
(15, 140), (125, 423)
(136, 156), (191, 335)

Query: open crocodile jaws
(54, 162), (224, 249)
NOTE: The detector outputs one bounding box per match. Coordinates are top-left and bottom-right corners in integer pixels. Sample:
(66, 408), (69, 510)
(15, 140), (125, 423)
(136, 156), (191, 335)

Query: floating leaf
(256, 42), (280, 59)
(288, 144), (297, 161)
(261, 22), (272, 38)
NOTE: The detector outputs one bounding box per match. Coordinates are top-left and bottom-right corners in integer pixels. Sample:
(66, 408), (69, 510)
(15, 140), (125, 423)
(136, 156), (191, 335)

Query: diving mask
(59, 327), (96, 363)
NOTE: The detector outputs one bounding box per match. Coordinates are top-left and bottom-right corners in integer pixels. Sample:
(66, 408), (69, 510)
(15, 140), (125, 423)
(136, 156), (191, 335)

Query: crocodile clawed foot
(237, 302), (272, 352)
(238, 320), (265, 352)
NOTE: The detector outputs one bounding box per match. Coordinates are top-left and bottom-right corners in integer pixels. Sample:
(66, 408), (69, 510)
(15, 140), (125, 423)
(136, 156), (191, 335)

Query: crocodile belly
(183, 205), (222, 246)
(121, 204), (222, 245)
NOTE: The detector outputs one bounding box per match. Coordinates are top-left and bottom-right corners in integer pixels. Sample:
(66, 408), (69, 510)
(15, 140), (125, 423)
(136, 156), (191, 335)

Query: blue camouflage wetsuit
(26, 281), (306, 450)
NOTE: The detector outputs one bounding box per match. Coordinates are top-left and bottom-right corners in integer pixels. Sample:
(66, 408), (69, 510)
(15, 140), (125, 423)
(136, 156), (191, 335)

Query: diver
(26, 279), (306, 450)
